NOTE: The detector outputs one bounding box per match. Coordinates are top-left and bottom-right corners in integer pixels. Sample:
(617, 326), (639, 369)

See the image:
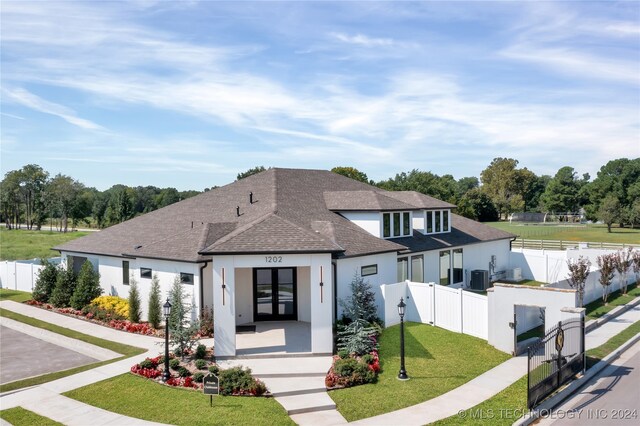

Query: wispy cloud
(330, 32), (394, 47)
(2, 87), (104, 130)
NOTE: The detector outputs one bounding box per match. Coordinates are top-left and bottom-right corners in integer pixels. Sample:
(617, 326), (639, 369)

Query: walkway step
(226, 352), (332, 359)
(276, 390), (336, 415)
(261, 376), (326, 395)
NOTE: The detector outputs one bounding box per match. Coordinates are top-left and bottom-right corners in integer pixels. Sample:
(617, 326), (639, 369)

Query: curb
(585, 295), (640, 333)
(513, 331), (640, 426)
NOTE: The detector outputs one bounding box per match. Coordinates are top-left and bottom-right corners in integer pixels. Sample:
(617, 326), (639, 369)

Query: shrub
(334, 358), (358, 377)
(147, 274), (162, 329)
(32, 259), (59, 303)
(208, 365), (219, 375)
(195, 344), (207, 360)
(177, 366), (191, 378)
(169, 358), (181, 370)
(339, 273), (378, 325)
(200, 305), (214, 337)
(70, 260), (102, 310)
(91, 296), (129, 319)
(195, 359), (207, 370)
(338, 349), (350, 359)
(337, 321), (378, 356)
(128, 277), (141, 323)
(352, 362), (376, 385)
(168, 275), (200, 360)
(361, 354), (374, 364)
(139, 359), (155, 369)
(193, 372), (205, 383)
(219, 366), (258, 396)
(50, 264), (77, 308)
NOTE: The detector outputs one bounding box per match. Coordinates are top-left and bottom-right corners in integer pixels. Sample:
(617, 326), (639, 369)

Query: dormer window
(382, 211), (412, 238)
(424, 209), (451, 235)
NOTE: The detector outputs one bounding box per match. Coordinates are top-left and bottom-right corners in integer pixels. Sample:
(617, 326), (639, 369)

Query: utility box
(506, 268), (522, 281)
(470, 270), (490, 290)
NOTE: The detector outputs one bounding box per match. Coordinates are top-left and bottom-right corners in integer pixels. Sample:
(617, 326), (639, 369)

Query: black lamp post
(397, 297), (409, 380)
(162, 298), (172, 382)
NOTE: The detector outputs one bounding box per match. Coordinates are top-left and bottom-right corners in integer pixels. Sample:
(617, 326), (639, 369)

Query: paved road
(0, 326), (99, 384)
(537, 341), (640, 425)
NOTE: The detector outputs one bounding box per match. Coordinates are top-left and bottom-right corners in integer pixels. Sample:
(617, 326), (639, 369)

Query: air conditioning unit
(506, 268), (522, 282)
(470, 270), (490, 290)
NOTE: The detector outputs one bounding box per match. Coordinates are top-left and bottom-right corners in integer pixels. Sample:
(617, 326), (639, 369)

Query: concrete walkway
(2, 299), (639, 426)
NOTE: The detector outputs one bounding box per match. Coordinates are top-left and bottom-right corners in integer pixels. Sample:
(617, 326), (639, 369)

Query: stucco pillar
(212, 257), (236, 357)
(310, 254), (333, 354)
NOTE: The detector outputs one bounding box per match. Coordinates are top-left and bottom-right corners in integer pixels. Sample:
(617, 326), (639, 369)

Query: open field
(329, 322), (510, 421)
(65, 373), (295, 426)
(0, 228), (88, 261)
(486, 222), (640, 244)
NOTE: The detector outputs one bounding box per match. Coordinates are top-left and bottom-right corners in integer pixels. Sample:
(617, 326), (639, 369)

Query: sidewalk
(2, 299), (639, 426)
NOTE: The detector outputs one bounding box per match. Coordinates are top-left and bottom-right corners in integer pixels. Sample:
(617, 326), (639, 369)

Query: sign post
(203, 374), (219, 407)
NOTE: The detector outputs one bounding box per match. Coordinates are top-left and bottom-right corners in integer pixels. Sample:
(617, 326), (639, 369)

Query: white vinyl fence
(381, 280), (488, 340)
(0, 261), (44, 292)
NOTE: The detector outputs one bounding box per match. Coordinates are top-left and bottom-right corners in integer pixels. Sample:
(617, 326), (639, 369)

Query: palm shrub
(50, 264), (77, 308)
(32, 259), (59, 303)
(167, 275), (200, 360)
(128, 276), (142, 323)
(147, 274), (162, 329)
(70, 260), (102, 309)
(566, 256), (591, 307)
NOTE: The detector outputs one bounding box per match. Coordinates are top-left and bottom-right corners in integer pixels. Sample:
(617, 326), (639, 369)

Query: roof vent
(236, 206), (240, 217)
(134, 245), (142, 250)
(250, 192), (254, 204)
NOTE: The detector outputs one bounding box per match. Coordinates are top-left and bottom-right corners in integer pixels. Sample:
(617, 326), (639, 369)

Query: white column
(310, 254), (333, 354)
(212, 257), (236, 357)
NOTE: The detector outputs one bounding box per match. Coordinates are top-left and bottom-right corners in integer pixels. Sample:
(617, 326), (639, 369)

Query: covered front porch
(211, 253), (334, 358)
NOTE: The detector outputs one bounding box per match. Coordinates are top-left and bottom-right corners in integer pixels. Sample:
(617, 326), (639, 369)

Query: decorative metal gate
(527, 317), (585, 409)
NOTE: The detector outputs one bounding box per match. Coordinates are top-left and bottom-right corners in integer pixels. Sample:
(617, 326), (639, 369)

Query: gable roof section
(324, 190), (418, 211)
(383, 191), (456, 209)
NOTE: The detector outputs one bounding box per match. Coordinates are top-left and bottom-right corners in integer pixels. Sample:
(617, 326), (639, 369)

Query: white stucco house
(55, 168), (514, 357)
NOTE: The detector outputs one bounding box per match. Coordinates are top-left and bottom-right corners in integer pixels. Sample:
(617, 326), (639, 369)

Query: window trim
(180, 272), (194, 285)
(439, 248), (464, 286)
(381, 211), (412, 239)
(140, 267), (152, 279)
(123, 261), (130, 285)
(397, 257), (409, 282)
(361, 264), (378, 277)
(424, 209), (451, 235)
(411, 254), (424, 283)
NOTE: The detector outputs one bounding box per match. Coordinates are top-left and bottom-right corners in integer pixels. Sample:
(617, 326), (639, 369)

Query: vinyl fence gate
(527, 317), (585, 409)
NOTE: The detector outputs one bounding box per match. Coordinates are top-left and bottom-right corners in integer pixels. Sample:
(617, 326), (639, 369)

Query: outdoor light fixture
(397, 297), (409, 380)
(162, 298), (172, 382)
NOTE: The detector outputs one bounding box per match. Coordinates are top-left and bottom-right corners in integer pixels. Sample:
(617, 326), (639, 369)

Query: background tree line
(2, 158), (638, 231)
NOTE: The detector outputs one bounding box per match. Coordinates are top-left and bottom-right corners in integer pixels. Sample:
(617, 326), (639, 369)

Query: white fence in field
(381, 281), (488, 340)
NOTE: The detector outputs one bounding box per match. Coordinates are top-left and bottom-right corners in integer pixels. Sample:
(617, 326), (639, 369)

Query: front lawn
(0, 289), (33, 303)
(0, 407), (63, 426)
(329, 322), (510, 421)
(584, 283), (639, 321)
(65, 373), (295, 426)
(0, 227), (88, 261)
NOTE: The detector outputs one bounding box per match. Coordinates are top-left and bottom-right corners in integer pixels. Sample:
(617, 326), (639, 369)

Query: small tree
(613, 248), (633, 295)
(597, 253), (616, 305)
(597, 195), (620, 233)
(339, 273), (379, 325)
(167, 275), (200, 359)
(70, 260), (102, 309)
(147, 274), (162, 329)
(128, 276), (142, 323)
(32, 259), (59, 303)
(50, 264), (77, 307)
(632, 250), (640, 284)
(566, 256), (591, 307)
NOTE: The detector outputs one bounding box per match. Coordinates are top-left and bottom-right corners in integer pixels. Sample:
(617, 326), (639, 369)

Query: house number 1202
(265, 256), (283, 263)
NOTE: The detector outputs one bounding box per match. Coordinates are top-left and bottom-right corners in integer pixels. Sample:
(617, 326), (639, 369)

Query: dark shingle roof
(55, 168), (512, 261)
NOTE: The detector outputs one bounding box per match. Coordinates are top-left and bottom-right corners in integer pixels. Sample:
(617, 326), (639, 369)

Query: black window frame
(361, 264), (378, 277)
(123, 261), (130, 285)
(180, 272), (194, 285)
(140, 267), (152, 279)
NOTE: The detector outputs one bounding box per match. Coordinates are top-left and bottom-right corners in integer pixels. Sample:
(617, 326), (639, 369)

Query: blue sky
(1, 1), (639, 191)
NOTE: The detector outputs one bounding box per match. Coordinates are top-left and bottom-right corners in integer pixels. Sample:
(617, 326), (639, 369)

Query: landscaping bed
(329, 322), (511, 421)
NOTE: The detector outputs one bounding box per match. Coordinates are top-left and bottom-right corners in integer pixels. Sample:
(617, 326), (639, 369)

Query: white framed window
(411, 255), (424, 283)
(382, 211), (412, 238)
(397, 258), (409, 281)
(424, 209), (451, 235)
(439, 248), (464, 286)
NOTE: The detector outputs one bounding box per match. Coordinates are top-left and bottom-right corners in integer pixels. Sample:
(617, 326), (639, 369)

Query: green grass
(0, 407), (63, 426)
(517, 324), (544, 342)
(0, 227), (88, 260)
(329, 322), (511, 421)
(64, 373), (295, 426)
(584, 283), (640, 320)
(0, 289), (33, 303)
(486, 222), (640, 244)
(432, 320), (640, 425)
(496, 279), (546, 287)
(0, 308), (146, 393)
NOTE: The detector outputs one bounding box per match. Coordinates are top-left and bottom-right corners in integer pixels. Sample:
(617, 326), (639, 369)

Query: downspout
(510, 236), (517, 251)
(199, 260), (210, 318)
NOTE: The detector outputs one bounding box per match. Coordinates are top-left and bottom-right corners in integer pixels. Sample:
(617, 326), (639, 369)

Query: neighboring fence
(513, 238), (637, 251)
(0, 261), (44, 292)
(381, 280), (488, 340)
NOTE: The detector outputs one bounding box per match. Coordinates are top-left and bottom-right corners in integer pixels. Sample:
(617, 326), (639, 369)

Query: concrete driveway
(0, 325), (99, 384)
